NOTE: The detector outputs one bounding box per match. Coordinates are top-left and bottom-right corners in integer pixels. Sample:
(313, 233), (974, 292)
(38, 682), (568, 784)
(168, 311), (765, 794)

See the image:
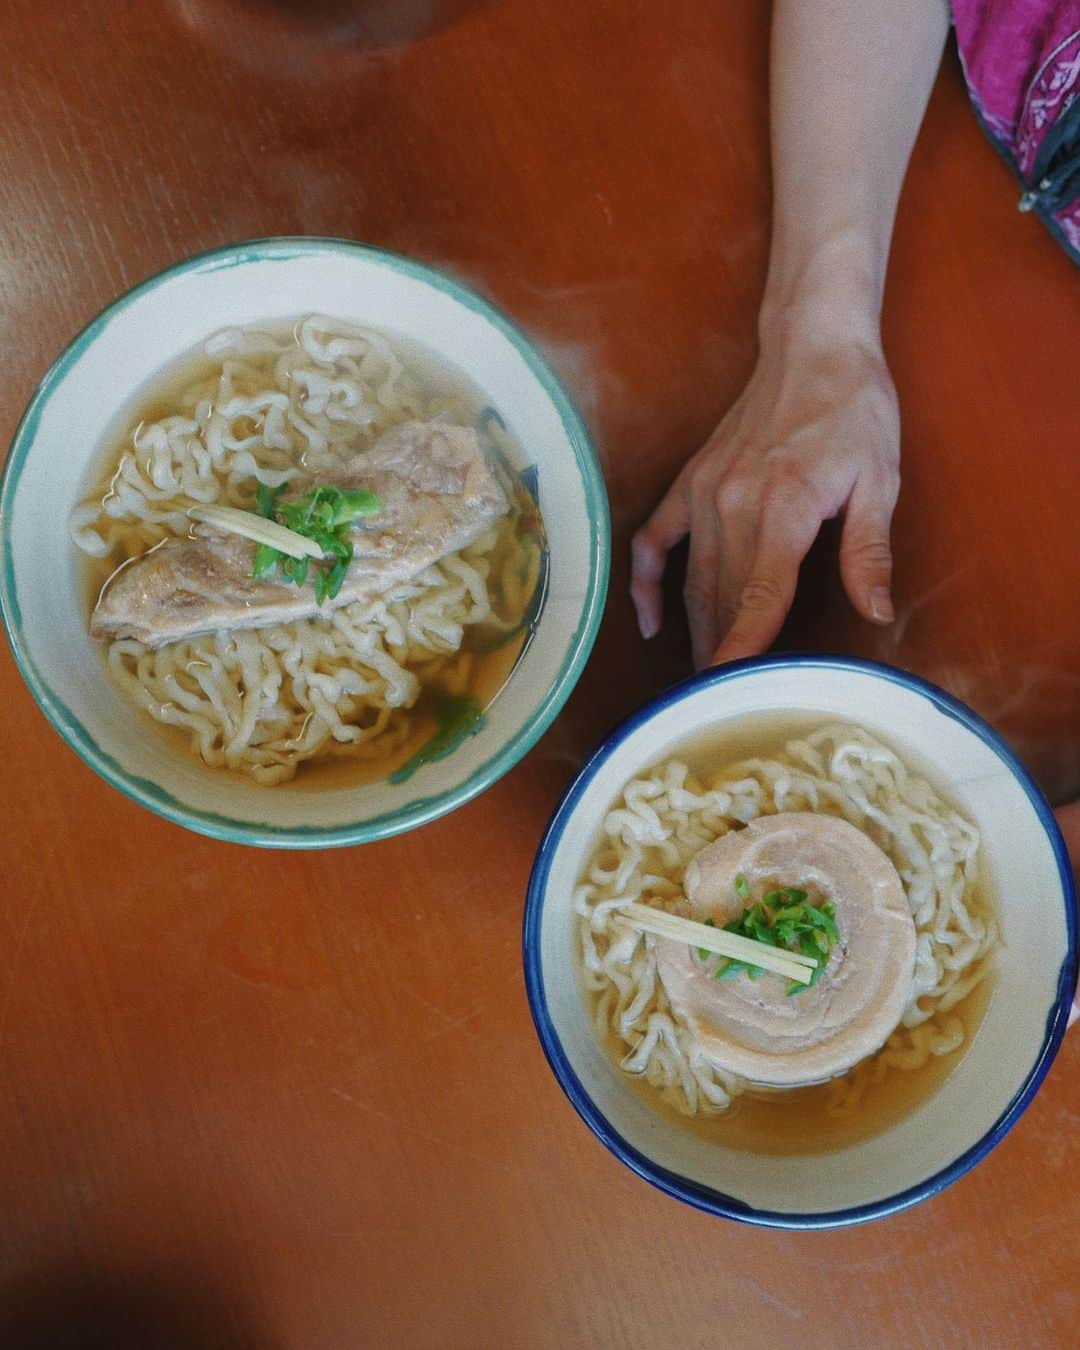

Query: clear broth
(78, 320), (548, 787)
(586, 713), (998, 1156)
(608, 974), (993, 1156)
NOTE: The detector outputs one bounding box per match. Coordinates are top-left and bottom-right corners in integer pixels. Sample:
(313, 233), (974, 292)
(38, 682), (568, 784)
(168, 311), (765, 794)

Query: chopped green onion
(277, 553), (308, 586)
(252, 542), (278, 579)
(388, 696), (486, 785)
(244, 482), (382, 602)
(255, 482), (281, 518)
(701, 875), (841, 992)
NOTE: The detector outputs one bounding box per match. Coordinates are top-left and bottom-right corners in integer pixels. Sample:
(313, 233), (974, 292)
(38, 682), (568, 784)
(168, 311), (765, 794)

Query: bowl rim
(0, 236), (611, 848)
(522, 653), (1079, 1230)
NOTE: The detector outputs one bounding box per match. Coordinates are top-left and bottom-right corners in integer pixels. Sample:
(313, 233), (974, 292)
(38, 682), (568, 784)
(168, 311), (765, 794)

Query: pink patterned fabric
(952, 1), (1080, 256)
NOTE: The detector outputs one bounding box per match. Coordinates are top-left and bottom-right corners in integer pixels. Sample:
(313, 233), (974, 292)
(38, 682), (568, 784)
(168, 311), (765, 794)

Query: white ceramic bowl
(0, 239), (609, 847)
(524, 657), (1077, 1228)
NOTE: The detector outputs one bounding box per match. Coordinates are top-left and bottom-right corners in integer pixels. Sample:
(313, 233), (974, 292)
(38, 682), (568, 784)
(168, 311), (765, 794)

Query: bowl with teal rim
(0, 238), (610, 847)
(523, 656), (1077, 1228)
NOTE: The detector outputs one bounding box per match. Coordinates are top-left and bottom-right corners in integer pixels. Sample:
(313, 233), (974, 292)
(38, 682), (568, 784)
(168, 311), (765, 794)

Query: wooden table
(2, 3), (1077, 1346)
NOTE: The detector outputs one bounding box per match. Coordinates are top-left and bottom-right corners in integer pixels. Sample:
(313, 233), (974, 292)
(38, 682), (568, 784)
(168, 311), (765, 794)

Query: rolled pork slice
(656, 812), (917, 1086)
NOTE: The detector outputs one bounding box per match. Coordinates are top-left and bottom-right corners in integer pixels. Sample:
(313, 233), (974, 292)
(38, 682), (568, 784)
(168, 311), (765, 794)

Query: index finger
(708, 503), (821, 665)
(631, 479), (691, 639)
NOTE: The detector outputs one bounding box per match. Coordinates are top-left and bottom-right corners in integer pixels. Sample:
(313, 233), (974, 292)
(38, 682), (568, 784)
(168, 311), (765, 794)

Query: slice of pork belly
(91, 420), (508, 648)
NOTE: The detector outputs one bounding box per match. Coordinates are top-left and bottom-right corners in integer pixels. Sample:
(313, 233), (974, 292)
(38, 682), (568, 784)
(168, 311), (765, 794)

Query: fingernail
(639, 613), (659, 640)
(869, 588), (894, 623)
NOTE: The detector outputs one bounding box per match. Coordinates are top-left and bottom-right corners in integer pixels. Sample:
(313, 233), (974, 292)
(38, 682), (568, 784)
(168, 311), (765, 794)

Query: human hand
(631, 328), (901, 668)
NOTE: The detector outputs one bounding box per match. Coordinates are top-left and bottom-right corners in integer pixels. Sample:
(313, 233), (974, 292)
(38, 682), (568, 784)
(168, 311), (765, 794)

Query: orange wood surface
(1, 2), (1078, 1346)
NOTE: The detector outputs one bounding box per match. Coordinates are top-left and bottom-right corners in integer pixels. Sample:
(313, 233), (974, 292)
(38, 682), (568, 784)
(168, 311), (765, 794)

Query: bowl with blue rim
(523, 656), (1077, 1228)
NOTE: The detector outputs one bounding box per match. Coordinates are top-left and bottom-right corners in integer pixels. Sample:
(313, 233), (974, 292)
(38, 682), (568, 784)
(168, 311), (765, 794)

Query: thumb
(839, 474), (898, 625)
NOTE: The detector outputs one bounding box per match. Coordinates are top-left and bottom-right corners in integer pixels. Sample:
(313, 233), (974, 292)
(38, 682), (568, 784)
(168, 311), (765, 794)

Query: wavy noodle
(71, 316), (516, 784)
(577, 724), (1000, 1119)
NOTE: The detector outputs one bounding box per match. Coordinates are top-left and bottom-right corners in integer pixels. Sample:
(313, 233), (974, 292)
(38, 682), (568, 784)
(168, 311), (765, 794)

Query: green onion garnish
(250, 482), (381, 602)
(388, 696), (486, 784)
(696, 878), (840, 993)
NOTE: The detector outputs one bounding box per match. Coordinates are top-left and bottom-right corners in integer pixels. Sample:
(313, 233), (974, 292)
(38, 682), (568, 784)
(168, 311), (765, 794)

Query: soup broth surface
(582, 712), (998, 1156)
(76, 318), (547, 787)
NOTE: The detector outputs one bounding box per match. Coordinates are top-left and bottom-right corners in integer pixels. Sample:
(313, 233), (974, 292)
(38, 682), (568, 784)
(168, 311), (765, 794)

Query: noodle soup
(576, 718), (1000, 1156)
(71, 316), (547, 786)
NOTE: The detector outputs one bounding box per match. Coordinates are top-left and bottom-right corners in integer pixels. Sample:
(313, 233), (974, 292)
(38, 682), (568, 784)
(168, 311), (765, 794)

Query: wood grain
(0, 2), (1077, 1346)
